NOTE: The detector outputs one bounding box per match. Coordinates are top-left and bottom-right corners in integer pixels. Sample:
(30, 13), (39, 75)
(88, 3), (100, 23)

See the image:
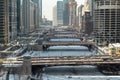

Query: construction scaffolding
(93, 0), (120, 45)
(0, 0), (9, 44)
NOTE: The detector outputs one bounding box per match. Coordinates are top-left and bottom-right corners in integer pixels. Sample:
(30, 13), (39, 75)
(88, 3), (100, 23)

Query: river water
(27, 45), (120, 80)
(42, 66), (120, 80)
(4, 39), (120, 80)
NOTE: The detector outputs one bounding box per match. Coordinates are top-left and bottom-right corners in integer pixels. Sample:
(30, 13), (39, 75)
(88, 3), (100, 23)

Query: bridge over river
(2, 28), (120, 79)
(3, 55), (120, 66)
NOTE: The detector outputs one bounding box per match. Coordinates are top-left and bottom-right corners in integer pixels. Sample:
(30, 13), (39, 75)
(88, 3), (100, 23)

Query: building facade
(32, 0), (42, 27)
(30, 1), (35, 32)
(0, 0), (41, 44)
(17, 0), (21, 35)
(78, 5), (84, 32)
(80, 0), (93, 36)
(39, 0), (42, 25)
(53, 5), (57, 27)
(69, 0), (77, 27)
(9, 0), (18, 40)
(22, 0), (30, 34)
(22, 0), (39, 34)
(93, 0), (120, 44)
(57, 1), (63, 26)
(0, 0), (9, 43)
(63, 0), (69, 26)
(83, 11), (92, 36)
(83, 0), (93, 16)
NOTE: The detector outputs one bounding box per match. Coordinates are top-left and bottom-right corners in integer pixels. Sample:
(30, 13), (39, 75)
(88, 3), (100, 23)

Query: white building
(53, 5), (57, 27)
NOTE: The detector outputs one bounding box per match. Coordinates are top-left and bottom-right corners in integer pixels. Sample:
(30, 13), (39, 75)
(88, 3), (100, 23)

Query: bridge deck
(46, 36), (82, 39)
(42, 41), (92, 46)
(32, 59), (120, 66)
(3, 55), (120, 67)
(47, 32), (80, 35)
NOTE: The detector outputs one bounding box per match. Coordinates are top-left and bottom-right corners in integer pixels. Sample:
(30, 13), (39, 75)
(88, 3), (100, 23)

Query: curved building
(93, 0), (120, 44)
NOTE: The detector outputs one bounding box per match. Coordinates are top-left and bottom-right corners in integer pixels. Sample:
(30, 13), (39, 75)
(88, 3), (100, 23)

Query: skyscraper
(83, 0), (93, 16)
(39, 0), (42, 25)
(0, 0), (24, 43)
(53, 5), (57, 27)
(63, 0), (69, 26)
(30, 1), (36, 32)
(84, 11), (92, 36)
(22, 0), (30, 34)
(32, 0), (42, 26)
(57, 1), (63, 26)
(93, 0), (120, 44)
(17, 0), (23, 35)
(78, 5), (84, 31)
(9, 0), (18, 40)
(0, 0), (9, 43)
(69, 0), (77, 27)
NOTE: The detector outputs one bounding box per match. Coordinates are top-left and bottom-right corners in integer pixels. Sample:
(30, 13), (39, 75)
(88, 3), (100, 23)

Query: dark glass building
(9, 0), (17, 40)
(63, 0), (69, 26)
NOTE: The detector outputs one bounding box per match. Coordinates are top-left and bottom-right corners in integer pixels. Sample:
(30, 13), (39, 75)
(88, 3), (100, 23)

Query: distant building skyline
(43, 0), (85, 20)
(53, 5), (57, 26)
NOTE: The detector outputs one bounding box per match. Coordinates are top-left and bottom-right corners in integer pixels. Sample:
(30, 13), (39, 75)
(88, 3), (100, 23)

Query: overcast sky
(43, 0), (85, 20)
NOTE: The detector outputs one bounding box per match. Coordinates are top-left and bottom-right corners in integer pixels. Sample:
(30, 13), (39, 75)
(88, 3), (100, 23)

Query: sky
(42, 0), (85, 20)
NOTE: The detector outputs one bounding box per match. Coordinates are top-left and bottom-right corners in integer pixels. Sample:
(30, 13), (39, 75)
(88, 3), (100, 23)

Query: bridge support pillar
(43, 45), (49, 51)
(23, 56), (31, 76)
(87, 45), (93, 51)
(29, 45), (43, 51)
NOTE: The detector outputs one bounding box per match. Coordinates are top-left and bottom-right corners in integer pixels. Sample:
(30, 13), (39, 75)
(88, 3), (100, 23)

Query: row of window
(96, 0), (120, 6)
